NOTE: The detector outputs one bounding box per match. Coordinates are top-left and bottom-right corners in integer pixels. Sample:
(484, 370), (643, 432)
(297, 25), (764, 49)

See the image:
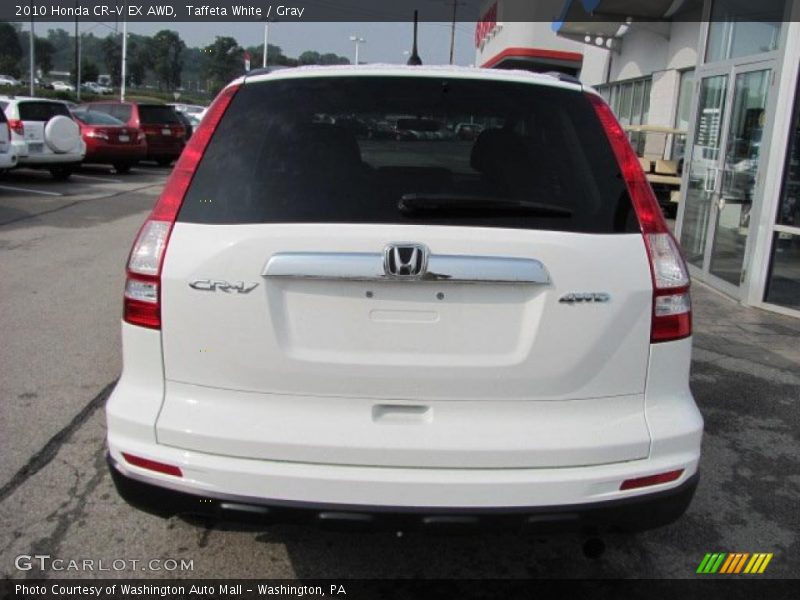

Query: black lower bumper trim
(108, 455), (698, 533)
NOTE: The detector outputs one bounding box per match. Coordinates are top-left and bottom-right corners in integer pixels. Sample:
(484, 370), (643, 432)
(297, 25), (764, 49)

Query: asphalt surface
(0, 166), (798, 579)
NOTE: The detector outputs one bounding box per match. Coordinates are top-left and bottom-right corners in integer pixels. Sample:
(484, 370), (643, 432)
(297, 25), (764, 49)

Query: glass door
(680, 72), (729, 268)
(709, 68), (771, 286)
(679, 63), (773, 295)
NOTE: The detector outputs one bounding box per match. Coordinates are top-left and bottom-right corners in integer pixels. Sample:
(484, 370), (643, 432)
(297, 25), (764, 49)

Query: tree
(202, 36), (242, 94)
(298, 50), (321, 65)
(0, 21), (23, 77)
(101, 35), (121, 86)
(127, 37), (153, 87)
(34, 38), (55, 75)
(319, 52), (350, 65)
(80, 58), (99, 84)
(149, 29), (184, 91)
(297, 49), (349, 66)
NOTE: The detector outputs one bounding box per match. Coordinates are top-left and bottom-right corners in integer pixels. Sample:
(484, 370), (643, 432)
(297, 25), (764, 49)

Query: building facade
(475, 0), (800, 318)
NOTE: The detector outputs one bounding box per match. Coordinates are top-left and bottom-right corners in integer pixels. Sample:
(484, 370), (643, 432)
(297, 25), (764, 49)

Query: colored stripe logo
(697, 553), (773, 574)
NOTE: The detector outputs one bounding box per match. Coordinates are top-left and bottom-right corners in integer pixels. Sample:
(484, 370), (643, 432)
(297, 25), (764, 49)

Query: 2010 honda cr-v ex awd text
(107, 65), (703, 532)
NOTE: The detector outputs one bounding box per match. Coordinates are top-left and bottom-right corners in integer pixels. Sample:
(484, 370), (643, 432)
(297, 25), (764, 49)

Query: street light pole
(29, 2), (35, 96)
(120, 16), (127, 101)
(349, 35), (365, 65)
(268, 17), (269, 69)
(75, 2), (81, 101)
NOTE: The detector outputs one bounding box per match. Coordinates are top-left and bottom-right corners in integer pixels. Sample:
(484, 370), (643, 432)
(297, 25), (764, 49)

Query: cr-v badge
(189, 279), (259, 293)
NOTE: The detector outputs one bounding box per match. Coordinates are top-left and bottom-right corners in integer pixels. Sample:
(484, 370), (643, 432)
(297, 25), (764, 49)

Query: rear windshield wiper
(398, 194), (573, 218)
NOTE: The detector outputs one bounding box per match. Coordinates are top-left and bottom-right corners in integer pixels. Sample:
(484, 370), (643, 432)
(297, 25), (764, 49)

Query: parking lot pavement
(0, 177), (798, 579)
(0, 165), (170, 227)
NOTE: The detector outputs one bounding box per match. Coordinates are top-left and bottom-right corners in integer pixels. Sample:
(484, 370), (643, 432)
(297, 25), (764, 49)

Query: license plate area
(118, 135), (130, 143)
(28, 143), (43, 153)
(161, 128), (171, 136)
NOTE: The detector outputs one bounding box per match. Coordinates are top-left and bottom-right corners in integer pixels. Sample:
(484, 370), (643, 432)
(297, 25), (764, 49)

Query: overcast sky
(33, 20), (478, 66)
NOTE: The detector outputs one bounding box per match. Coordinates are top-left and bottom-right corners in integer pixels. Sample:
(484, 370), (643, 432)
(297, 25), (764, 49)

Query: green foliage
(202, 36), (242, 94)
(34, 38), (55, 75)
(0, 21), (23, 77)
(2, 24), (351, 93)
(149, 30), (185, 91)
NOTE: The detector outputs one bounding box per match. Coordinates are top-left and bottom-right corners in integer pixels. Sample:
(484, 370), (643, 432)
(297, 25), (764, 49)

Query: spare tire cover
(44, 116), (80, 153)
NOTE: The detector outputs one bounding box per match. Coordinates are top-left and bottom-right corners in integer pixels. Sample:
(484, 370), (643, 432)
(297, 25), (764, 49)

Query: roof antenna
(407, 10), (423, 65)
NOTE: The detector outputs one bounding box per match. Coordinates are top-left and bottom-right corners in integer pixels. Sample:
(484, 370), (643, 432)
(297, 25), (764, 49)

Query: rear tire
(49, 166), (73, 180)
(114, 162), (132, 174)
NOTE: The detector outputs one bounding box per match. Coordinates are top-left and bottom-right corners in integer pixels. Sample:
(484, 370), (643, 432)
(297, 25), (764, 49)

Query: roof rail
(244, 67), (273, 79)
(543, 71), (582, 85)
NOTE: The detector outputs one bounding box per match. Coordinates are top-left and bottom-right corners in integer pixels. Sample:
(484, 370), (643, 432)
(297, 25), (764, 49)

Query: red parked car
(72, 108), (146, 173)
(80, 101), (186, 166)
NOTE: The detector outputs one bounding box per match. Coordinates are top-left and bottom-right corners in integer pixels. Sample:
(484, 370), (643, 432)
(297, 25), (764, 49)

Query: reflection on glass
(765, 76), (800, 311)
(706, 0), (784, 62)
(765, 233), (800, 309)
(776, 79), (800, 228)
(672, 69), (695, 163)
(680, 75), (728, 267)
(709, 69), (770, 286)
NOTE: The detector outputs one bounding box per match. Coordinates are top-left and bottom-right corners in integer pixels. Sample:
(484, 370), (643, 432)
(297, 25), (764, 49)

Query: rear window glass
(111, 104), (132, 121)
(19, 101), (70, 121)
(73, 110), (123, 125)
(179, 77), (636, 234)
(138, 105), (180, 124)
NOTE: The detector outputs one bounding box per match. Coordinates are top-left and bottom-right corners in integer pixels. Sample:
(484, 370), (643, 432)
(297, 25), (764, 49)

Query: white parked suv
(107, 66), (703, 532)
(0, 108), (18, 172)
(0, 97), (85, 179)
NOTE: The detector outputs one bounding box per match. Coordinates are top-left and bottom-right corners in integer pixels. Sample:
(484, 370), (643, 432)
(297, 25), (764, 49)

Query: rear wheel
(114, 162), (132, 174)
(49, 166), (73, 180)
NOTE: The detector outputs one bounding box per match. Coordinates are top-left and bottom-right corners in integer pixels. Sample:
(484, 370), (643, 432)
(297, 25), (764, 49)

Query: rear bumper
(0, 150), (16, 169)
(108, 453), (698, 532)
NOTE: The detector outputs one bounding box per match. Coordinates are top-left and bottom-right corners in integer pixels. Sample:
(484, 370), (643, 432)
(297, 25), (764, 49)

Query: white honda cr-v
(107, 66), (703, 532)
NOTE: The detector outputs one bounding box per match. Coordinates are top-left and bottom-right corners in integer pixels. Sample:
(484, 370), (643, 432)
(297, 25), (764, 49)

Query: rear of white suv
(1, 97), (85, 179)
(107, 67), (702, 532)
(0, 108), (17, 172)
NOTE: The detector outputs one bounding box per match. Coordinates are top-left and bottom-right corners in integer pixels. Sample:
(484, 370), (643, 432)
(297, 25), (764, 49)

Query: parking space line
(71, 174), (123, 184)
(0, 184), (64, 197)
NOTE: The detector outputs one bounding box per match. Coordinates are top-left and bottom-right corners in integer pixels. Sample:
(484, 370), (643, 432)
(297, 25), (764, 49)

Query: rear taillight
(7, 119), (24, 136)
(86, 128), (109, 140)
(587, 93), (691, 343)
(123, 84), (240, 329)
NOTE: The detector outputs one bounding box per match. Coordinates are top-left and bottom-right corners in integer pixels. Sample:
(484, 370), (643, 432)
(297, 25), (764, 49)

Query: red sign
(475, 2), (498, 48)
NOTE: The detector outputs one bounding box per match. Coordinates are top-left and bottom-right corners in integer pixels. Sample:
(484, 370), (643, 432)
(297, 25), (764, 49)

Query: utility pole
(448, 0), (461, 65)
(29, 1), (35, 96)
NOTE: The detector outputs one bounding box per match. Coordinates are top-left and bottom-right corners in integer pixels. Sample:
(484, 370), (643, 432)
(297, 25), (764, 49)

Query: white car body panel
(156, 223), (655, 469)
(0, 120), (16, 169)
(106, 334), (702, 508)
